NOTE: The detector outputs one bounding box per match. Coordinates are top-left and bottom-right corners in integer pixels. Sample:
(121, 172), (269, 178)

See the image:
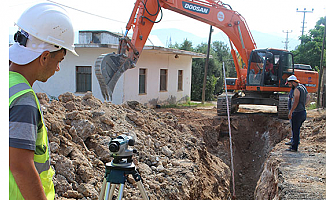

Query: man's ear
(39, 51), (51, 66)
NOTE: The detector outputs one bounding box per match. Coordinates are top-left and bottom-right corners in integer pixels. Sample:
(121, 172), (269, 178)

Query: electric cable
(45, 0), (126, 23)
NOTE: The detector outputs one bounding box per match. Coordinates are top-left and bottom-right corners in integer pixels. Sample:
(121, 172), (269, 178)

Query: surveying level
(99, 134), (149, 200)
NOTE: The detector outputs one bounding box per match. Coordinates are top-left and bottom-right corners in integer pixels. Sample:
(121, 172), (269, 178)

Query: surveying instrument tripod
(99, 157), (149, 200)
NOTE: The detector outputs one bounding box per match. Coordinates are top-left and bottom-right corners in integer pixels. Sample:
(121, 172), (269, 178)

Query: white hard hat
(286, 75), (300, 84)
(10, 3), (78, 64)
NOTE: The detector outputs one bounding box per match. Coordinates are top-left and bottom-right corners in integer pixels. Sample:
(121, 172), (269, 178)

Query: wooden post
(202, 26), (213, 104)
(323, 66), (326, 108)
(317, 18), (326, 107)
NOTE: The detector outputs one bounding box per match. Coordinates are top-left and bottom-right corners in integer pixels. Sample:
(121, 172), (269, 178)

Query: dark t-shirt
(9, 92), (41, 151)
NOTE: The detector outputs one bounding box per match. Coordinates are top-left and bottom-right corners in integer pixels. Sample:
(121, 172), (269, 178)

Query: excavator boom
(95, 0), (257, 100)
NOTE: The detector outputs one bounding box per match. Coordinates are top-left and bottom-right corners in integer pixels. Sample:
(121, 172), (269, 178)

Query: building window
(160, 69), (168, 91)
(139, 68), (146, 94)
(178, 70), (183, 91)
(76, 66), (92, 92)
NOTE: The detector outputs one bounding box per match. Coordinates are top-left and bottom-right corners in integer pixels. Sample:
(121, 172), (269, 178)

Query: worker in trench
(9, 3), (78, 199)
(285, 75), (310, 152)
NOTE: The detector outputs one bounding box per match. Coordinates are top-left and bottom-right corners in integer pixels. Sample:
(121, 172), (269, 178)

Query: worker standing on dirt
(286, 75), (310, 152)
(285, 87), (295, 146)
(9, 3), (78, 199)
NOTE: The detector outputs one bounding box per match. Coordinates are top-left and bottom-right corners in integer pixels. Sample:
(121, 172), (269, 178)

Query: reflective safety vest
(9, 71), (55, 200)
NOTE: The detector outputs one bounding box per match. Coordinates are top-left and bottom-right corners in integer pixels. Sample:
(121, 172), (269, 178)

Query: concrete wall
(33, 47), (115, 101)
(121, 51), (192, 107)
(33, 46), (192, 106)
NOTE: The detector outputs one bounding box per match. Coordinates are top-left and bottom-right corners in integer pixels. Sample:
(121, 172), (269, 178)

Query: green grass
(159, 102), (215, 109)
(307, 102), (317, 110)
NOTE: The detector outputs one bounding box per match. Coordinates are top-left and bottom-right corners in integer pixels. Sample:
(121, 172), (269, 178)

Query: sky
(7, 0), (326, 44)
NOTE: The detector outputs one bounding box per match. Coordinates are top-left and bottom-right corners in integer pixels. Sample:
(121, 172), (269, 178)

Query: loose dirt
(158, 105), (326, 200)
(38, 92), (326, 199)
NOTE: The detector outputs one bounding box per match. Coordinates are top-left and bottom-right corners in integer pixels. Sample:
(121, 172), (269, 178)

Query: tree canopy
(292, 16), (326, 70)
(171, 39), (234, 101)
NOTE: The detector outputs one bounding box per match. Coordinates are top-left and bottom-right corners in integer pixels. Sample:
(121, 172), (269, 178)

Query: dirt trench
(163, 108), (289, 199)
(207, 114), (289, 199)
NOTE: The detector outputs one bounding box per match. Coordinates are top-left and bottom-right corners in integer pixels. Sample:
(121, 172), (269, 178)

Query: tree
(191, 42), (219, 101)
(292, 16), (326, 70)
(180, 38), (194, 51)
(169, 38), (193, 51)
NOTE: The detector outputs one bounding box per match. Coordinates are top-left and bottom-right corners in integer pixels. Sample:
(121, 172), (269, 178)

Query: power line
(296, 8), (314, 43)
(46, 0), (126, 24)
(282, 30), (292, 50)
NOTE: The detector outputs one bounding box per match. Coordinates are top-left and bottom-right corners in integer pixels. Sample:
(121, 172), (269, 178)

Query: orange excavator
(95, 0), (318, 119)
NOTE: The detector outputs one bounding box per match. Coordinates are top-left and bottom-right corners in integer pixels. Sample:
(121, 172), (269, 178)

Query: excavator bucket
(95, 53), (135, 101)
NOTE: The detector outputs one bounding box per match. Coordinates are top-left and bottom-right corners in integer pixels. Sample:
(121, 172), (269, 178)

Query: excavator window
(280, 53), (294, 85)
(248, 51), (264, 85)
(264, 53), (278, 85)
(282, 53), (293, 72)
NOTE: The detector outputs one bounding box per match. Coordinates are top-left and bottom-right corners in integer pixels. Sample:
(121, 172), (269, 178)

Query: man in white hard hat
(9, 3), (78, 200)
(285, 75), (310, 152)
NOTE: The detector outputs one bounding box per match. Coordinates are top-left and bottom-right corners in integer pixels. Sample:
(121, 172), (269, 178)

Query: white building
(32, 31), (205, 107)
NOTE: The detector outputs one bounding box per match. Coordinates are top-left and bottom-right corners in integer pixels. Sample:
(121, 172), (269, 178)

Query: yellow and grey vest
(9, 71), (55, 200)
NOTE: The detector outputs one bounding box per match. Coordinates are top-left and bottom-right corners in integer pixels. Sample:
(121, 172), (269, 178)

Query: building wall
(33, 47), (192, 106)
(33, 47), (114, 101)
(122, 51), (192, 107)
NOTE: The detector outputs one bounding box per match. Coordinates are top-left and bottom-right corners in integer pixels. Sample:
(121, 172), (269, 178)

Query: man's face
(287, 81), (296, 89)
(39, 49), (66, 82)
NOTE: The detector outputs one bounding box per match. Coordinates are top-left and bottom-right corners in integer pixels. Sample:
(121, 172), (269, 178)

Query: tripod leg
(105, 182), (112, 200)
(117, 184), (125, 200)
(107, 183), (116, 200)
(136, 181), (149, 200)
(99, 178), (107, 200)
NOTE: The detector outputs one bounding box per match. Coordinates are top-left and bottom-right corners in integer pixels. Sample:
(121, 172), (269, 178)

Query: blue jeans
(291, 110), (306, 151)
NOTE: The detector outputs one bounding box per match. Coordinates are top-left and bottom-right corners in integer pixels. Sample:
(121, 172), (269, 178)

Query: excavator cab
(247, 49), (294, 88)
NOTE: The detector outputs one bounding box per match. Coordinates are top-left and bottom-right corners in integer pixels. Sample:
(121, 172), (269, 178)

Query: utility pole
(317, 18), (326, 108)
(296, 8), (314, 44)
(202, 25), (213, 104)
(282, 30), (292, 50)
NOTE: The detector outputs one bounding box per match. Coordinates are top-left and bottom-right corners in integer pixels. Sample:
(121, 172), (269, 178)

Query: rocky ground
(37, 92), (326, 200)
(38, 92), (231, 200)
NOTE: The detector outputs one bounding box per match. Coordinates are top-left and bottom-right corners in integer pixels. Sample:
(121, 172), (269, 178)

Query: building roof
(75, 43), (206, 58)
(77, 30), (206, 58)
(79, 30), (122, 38)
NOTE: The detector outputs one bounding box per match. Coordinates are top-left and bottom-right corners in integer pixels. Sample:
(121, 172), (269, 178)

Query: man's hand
(9, 147), (48, 200)
(288, 110), (293, 120)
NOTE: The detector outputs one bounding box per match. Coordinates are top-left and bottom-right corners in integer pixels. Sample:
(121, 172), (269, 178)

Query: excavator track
(217, 94), (238, 115)
(277, 94), (289, 119)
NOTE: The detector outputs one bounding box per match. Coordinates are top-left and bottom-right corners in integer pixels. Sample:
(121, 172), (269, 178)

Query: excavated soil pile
(37, 92), (231, 200)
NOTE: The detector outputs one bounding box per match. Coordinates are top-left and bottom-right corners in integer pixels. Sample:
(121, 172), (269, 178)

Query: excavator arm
(95, 0), (257, 100)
